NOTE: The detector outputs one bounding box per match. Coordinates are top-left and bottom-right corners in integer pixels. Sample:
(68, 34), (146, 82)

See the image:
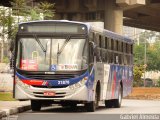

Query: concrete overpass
(1, 0), (160, 34)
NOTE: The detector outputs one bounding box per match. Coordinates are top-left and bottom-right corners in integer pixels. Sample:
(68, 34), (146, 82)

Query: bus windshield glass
(16, 37), (88, 71)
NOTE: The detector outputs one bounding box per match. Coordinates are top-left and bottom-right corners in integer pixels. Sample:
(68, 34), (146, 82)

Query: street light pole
(144, 37), (147, 87)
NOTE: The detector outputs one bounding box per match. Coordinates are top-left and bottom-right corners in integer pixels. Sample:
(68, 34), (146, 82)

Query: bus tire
(113, 85), (122, 108)
(31, 100), (41, 111)
(85, 85), (99, 112)
(105, 99), (115, 108)
(85, 101), (95, 112)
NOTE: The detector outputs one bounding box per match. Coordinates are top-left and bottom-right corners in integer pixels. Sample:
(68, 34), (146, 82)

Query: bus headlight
(15, 76), (30, 89)
(69, 77), (88, 90)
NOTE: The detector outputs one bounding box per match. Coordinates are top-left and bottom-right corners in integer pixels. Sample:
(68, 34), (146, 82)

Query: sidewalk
(0, 101), (31, 119)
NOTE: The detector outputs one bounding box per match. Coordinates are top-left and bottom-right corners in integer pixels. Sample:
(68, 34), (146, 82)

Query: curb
(0, 105), (31, 119)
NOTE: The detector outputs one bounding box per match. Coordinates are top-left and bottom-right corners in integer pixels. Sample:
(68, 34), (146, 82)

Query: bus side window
(126, 43), (128, 53)
(114, 53), (118, 64)
(112, 52), (114, 64)
(119, 54), (122, 65)
(131, 44), (133, 54)
(127, 56), (129, 65)
(90, 32), (96, 42)
(95, 34), (99, 46)
(99, 35), (102, 48)
(96, 48), (101, 62)
(121, 54), (124, 65)
(123, 42), (126, 53)
(102, 36), (105, 49)
(108, 52), (114, 64)
(105, 50), (109, 63)
(108, 51), (111, 63)
(122, 42), (124, 52)
(128, 44), (131, 54)
(105, 37), (108, 49)
(114, 40), (118, 51)
(118, 41), (122, 65)
(111, 39), (114, 50)
(102, 49), (106, 62)
(124, 55), (127, 65)
(118, 41), (122, 52)
(108, 38), (111, 50)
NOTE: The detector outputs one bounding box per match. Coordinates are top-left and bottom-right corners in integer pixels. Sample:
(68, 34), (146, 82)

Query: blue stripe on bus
(16, 71), (89, 87)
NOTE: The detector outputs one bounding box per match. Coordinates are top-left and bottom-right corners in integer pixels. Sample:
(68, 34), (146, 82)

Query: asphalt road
(13, 99), (160, 120)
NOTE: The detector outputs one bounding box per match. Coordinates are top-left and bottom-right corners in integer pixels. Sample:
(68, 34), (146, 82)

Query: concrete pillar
(104, 0), (123, 35)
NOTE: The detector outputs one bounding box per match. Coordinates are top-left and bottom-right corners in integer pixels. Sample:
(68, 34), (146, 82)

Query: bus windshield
(16, 37), (88, 71)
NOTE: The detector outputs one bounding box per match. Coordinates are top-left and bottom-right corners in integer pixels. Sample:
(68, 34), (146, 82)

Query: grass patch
(0, 92), (16, 101)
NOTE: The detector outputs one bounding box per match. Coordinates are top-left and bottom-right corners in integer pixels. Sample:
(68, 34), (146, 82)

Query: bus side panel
(93, 63), (110, 101)
(106, 65), (116, 100)
(122, 66), (133, 97)
(92, 62), (110, 101)
(100, 64), (110, 100)
(106, 65), (133, 100)
(125, 66), (133, 96)
(122, 66), (127, 97)
(94, 62), (103, 100)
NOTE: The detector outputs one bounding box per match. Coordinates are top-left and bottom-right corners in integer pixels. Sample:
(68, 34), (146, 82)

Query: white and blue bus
(12, 20), (133, 112)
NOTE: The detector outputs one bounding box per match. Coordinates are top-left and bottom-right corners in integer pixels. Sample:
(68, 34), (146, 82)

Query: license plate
(44, 91), (55, 96)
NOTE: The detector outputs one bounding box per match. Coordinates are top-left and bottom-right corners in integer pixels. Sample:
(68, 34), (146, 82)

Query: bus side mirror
(89, 41), (99, 63)
(89, 41), (97, 56)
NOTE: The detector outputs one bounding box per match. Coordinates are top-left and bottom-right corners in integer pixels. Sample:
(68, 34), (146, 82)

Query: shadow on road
(29, 105), (108, 113)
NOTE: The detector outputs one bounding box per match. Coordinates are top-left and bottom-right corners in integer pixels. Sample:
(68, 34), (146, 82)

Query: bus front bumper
(15, 84), (89, 102)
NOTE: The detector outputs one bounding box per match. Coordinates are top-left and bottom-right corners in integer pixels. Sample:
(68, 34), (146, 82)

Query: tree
(0, 7), (5, 62)
(134, 44), (145, 65)
(27, 1), (55, 21)
(11, 0), (29, 23)
(133, 30), (160, 87)
(133, 65), (145, 87)
(134, 30), (160, 71)
(11, 0), (55, 22)
(0, 1), (55, 63)
(38, 1), (55, 20)
(146, 40), (160, 71)
(157, 78), (160, 87)
(0, 7), (14, 63)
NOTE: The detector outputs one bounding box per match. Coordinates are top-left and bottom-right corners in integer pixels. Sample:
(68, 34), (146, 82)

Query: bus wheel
(31, 100), (41, 111)
(85, 87), (99, 112)
(85, 101), (95, 112)
(113, 85), (122, 108)
(105, 100), (113, 108)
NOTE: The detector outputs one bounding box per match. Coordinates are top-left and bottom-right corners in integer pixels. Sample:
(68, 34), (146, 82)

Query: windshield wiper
(57, 36), (70, 55)
(33, 34), (46, 53)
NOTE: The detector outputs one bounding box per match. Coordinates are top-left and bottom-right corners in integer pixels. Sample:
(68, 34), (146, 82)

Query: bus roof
(89, 26), (133, 44)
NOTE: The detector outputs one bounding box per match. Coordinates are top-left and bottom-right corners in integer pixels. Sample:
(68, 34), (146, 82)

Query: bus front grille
(16, 69), (86, 80)
(22, 74), (77, 80)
